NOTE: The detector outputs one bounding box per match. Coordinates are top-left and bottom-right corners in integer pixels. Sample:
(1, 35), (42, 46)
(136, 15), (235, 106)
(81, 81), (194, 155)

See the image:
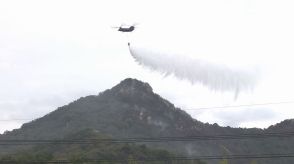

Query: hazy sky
(1, 0), (294, 133)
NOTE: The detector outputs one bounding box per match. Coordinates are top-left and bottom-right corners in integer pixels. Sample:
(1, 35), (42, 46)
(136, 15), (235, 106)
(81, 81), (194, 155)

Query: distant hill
(1, 78), (294, 164)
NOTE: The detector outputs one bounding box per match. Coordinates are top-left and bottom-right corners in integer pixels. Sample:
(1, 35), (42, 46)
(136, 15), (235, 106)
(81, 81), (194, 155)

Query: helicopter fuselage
(118, 26), (135, 32)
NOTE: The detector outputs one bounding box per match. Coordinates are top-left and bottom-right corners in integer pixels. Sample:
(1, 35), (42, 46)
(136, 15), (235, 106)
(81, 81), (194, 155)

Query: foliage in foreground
(0, 129), (206, 164)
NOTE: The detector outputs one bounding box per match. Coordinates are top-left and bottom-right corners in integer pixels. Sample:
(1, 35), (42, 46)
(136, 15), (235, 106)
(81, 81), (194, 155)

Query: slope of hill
(1, 128), (205, 164)
(1, 78), (294, 164)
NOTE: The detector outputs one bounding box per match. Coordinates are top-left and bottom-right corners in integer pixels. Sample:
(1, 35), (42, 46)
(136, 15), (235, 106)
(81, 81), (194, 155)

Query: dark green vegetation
(1, 78), (294, 164)
(0, 129), (205, 164)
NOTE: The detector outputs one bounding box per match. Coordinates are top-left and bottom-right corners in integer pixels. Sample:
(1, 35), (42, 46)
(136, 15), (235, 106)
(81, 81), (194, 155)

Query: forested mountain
(1, 78), (293, 164)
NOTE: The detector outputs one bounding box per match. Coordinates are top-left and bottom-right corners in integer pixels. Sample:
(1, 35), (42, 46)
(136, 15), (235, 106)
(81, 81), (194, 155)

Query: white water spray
(128, 43), (260, 98)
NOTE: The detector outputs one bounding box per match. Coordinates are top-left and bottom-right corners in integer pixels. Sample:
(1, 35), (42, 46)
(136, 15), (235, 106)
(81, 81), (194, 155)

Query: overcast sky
(1, 0), (294, 133)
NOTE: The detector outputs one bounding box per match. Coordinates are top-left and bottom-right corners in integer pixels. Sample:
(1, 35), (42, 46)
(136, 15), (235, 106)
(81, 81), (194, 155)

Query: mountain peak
(110, 78), (153, 95)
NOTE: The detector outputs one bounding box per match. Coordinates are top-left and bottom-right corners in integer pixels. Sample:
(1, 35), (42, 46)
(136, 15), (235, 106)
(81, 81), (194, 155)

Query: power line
(1, 101), (294, 122)
(1, 153), (294, 163)
(0, 131), (294, 145)
(185, 101), (294, 111)
(0, 119), (32, 122)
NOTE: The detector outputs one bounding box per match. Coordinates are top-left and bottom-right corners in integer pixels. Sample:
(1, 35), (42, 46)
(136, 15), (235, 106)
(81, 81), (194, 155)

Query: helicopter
(112, 24), (138, 32)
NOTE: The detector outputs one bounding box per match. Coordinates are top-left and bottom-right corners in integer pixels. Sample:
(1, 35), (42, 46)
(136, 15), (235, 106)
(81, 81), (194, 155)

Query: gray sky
(1, 0), (294, 133)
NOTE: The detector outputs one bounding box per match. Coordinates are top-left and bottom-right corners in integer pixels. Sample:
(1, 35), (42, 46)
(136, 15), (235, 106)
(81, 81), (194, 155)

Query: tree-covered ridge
(0, 129), (206, 164)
